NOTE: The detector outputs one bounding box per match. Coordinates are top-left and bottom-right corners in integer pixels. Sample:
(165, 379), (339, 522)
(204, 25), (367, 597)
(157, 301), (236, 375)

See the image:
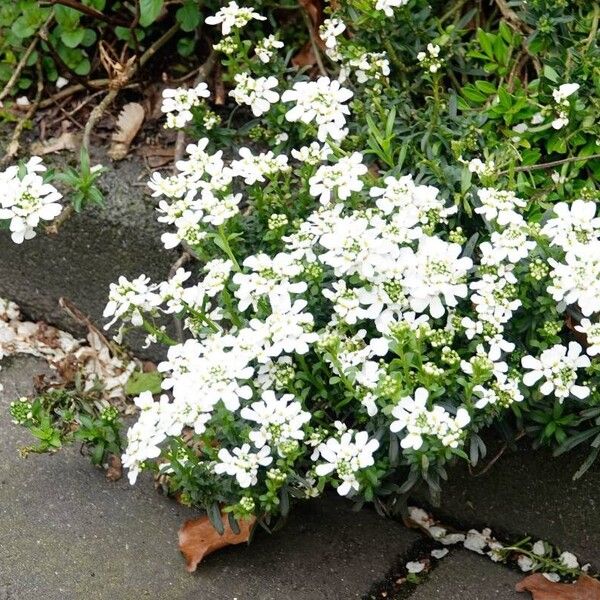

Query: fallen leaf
(142, 145), (174, 168)
(108, 102), (145, 160)
(298, 0), (324, 34)
(292, 41), (318, 69)
(516, 574), (600, 599)
(178, 514), (256, 572)
(105, 454), (123, 481)
(30, 131), (79, 155)
(293, 0), (325, 68)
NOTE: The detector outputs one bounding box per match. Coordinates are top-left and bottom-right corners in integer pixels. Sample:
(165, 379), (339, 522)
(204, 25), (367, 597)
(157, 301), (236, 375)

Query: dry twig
(0, 61), (44, 168)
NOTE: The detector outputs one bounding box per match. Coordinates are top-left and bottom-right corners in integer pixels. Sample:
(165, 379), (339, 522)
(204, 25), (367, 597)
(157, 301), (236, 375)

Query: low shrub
(5, 0), (600, 532)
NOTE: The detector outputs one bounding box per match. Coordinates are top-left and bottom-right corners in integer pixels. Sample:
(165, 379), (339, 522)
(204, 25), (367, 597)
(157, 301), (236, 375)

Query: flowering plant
(92, 1), (600, 529)
(7, 0), (600, 533)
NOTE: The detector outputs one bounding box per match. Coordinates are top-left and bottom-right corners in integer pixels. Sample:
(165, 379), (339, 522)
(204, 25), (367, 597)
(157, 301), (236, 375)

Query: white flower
(229, 73), (279, 117)
(161, 83), (210, 128)
(375, 0), (409, 17)
(282, 77), (353, 142)
(404, 236), (472, 319)
(255, 35), (284, 63)
(255, 292), (319, 357)
(552, 83), (580, 104)
(214, 444), (272, 488)
(558, 551), (579, 570)
(231, 147), (289, 184)
(233, 252), (306, 311)
(575, 319), (600, 356)
(148, 172), (188, 198)
(390, 387), (470, 450)
(532, 540), (547, 556)
(541, 200), (600, 251)
(467, 158), (496, 178)
(309, 153), (367, 205)
(547, 242), (600, 316)
(406, 561), (425, 574)
(169, 341), (254, 412)
(291, 142), (332, 165)
(488, 216), (536, 263)
(103, 275), (160, 329)
(205, 1), (266, 35)
(240, 390), (311, 451)
(315, 430), (379, 496)
(0, 157), (63, 243)
(431, 548), (449, 559)
(318, 215), (399, 279)
(521, 342), (590, 401)
(517, 555), (535, 572)
(475, 188), (526, 225)
(319, 17), (346, 55)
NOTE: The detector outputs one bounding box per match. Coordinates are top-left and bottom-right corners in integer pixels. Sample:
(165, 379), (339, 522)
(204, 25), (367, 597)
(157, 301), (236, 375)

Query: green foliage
(125, 370), (163, 395)
(10, 381), (123, 466)
(54, 147), (106, 212)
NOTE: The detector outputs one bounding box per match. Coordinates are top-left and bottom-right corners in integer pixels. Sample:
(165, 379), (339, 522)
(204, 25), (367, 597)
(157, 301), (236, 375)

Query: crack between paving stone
(362, 502), (597, 600)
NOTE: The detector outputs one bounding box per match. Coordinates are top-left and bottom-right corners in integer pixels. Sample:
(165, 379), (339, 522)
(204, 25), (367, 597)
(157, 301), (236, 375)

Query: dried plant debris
(0, 297), (136, 401)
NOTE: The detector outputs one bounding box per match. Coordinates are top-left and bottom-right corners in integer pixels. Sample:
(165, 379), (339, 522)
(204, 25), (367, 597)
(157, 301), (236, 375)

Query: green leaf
(55, 5), (81, 29)
(125, 371), (163, 396)
(477, 28), (494, 59)
(177, 37), (196, 57)
(543, 64), (559, 83)
(61, 28), (85, 49)
(176, 1), (201, 32)
(74, 57), (91, 75)
(139, 0), (164, 27)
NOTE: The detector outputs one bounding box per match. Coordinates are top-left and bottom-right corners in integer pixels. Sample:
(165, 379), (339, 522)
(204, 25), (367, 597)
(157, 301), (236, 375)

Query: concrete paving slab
(0, 154), (177, 360)
(0, 355), (421, 600)
(409, 551), (522, 600)
(412, 438), (600, 568)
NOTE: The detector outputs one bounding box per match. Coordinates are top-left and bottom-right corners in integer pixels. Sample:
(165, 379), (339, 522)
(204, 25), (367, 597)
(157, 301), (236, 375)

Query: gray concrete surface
(0, 355), (421, 600)
(410, 551), (522, 600)
(412, 438), (600, 569)
(0, 153), (177, 360)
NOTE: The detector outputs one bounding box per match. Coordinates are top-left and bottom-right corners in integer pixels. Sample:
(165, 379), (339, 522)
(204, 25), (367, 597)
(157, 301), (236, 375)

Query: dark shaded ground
(412, 438), (600, 568)
(410, 551), (522, 600)
(0, 355), (421, 600)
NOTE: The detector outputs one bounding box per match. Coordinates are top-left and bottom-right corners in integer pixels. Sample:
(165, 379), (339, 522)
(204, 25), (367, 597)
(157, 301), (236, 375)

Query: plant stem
(0, 33), (41, 103)
(0, 60), (44, 168)
(40, 0), (131, 27)
(216, 226), (241, 271)
(498, 153), (600, 176)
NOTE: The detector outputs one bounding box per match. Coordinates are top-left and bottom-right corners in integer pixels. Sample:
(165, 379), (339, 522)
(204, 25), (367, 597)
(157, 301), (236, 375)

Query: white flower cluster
(375, 0), (409, 17)
(229, 73), (279, 117)
(551, 82), (579, 130)
(282, 77), (353, 142)
(390, 388), (470, 450)
(255, 35), (284, 63)
(0, 156), (62, 243)
(161, 82), (210, 129)
(102, 8), (600, 515)
(417, 43), (443, 73)
(204, 1), (265, 35)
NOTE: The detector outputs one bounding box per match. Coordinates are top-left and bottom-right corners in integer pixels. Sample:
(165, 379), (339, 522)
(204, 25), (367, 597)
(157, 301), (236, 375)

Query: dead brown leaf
(293, 0), (325, 68)
(516, 574), (600, 600)
(108, 102), (145, 160)
(298, 0), (324, 34)
(142, 145), (174, 168)
(105, 454), (123, 481)
(178, 514), (256, 572)
(30, 131), (79, 155)
(292, 41), (318, 69)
